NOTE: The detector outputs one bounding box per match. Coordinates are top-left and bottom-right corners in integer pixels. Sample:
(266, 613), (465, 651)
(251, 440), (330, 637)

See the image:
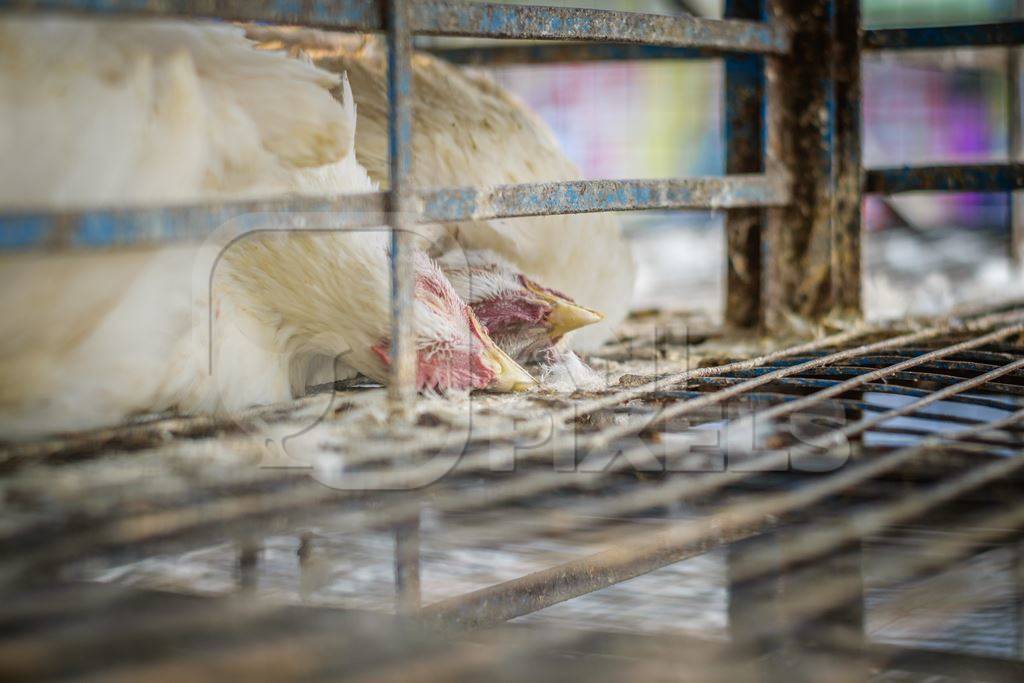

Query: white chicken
(0, 16), (532, 438)
(254, 32), (636, 352)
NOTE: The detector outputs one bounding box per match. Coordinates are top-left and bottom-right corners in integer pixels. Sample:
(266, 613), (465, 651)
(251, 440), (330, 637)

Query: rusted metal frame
(0, 334), (1019, 590)
(724, 0), (766, 329)
(0, 0), (792, 54)
(764, 0), (862, 331)
(865, 163), (1024, 194)
(2, 316), (1017, 576)
(864, 21), (1024, 51)
(0, 175), (790, 252)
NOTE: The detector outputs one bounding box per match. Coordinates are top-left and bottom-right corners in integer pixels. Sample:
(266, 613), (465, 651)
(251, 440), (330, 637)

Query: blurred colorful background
(466, 0), (1024, 317)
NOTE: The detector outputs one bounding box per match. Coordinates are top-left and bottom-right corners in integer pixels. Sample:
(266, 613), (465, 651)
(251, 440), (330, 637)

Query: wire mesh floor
(4, 302), (1024, 682)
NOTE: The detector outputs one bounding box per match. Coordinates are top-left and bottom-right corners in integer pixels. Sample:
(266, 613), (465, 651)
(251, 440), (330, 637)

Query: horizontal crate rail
(865, 163), (1024, 195)
(427, 22), (1024, 66)
(0, 0), (791, 54)
(864, 21), (1024, 51)
(0, 175), (790, 251)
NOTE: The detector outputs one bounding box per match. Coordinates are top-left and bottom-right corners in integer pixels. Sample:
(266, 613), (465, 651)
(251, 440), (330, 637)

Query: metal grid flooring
(4, 303), (1024, 681)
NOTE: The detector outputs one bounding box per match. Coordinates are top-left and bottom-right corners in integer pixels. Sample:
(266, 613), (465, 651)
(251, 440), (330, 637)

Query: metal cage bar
(0, 176), (791, 252)
(0, 0), (791, 52)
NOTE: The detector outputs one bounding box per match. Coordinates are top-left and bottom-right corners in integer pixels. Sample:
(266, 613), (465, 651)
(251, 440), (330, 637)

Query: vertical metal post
(387, 0), (417, 416)
(386, 0), (422, 614)
(1009, 0), (1024, 266)
(765, 0), (863, 332)
(724, 0), (766, 330)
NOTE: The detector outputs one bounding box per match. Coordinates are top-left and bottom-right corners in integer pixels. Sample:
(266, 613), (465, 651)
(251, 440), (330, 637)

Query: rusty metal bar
(0, 175), (791, 252)
(385, 0), (417, 416)
(4, 314), (1022, 580)
(865, 163), (1024, 194)
(864, 21), (1024, 51)
(0, 0), (792, 54)
(723, 0), (765, 330)
(421, 517), (770, 631)
(764, 0), (860, 331)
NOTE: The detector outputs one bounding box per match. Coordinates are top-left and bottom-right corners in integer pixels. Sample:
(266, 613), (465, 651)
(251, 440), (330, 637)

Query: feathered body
(0, 17), (530, 438)
(310, 42), (636, 351)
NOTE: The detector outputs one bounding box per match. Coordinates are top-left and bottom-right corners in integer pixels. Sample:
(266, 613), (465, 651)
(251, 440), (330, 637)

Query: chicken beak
(483, 342), (537, 392)
(466, 308), (537, 392)
(523, 280), (604, 341)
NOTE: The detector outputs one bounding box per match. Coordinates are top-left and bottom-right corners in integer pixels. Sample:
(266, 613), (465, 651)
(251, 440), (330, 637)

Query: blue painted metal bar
(864, 21), (1024, 51)
(865, 163), (1024, 194)
(0, 0), (792, 54)
(420, 175), (791, 222)
(422, 44), (707, 65)
(764, 0), (863, 329)
(386, 0), (418, 418)
(0, 175), (790, 252)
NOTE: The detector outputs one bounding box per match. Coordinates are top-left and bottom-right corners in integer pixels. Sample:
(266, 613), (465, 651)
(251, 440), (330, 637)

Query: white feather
(310, 41), (636, 351)
(0, 18), (481, 437)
